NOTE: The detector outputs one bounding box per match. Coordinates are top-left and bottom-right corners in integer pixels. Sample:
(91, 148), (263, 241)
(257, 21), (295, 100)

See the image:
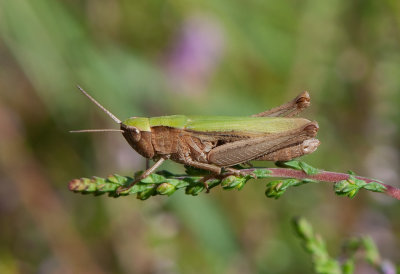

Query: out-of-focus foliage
(293, 217), (398, 274)
(0, 0), (399, 273)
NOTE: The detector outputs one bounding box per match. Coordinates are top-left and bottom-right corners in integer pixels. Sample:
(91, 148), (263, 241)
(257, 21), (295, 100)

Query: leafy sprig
(68, 161), (400, 201)
(334, 176), (386, 198)
(293, 217), (342, 273)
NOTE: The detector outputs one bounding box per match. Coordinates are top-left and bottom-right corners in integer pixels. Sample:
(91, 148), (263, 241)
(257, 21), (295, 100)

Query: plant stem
(69, 166), (400, 201)
(260, 168), (400, 200)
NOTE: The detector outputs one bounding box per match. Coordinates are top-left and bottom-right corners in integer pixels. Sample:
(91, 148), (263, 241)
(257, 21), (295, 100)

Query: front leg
(116, 157), (166, 194)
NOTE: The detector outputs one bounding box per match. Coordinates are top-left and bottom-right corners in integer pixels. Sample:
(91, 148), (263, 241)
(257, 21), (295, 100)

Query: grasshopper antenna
(70, 129), (124, 133)
(76, 85), (121, 124)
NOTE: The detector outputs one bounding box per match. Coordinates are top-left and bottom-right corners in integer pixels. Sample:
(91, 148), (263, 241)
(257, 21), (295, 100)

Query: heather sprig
(68, 161), (400, 201)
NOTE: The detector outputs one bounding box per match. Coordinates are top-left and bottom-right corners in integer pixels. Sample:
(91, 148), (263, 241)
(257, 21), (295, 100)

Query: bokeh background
(1, 1), (400, 273)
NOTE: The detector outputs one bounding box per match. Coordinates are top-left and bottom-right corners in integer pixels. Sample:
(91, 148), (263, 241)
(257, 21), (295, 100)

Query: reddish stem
(263, 168), (400, 201)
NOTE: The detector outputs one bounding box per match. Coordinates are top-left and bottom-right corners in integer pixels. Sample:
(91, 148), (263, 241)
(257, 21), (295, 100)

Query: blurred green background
(0, 1), (399, 273)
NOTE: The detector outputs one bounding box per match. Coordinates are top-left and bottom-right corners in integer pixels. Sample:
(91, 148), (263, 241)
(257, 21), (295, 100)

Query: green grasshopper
(72, 87), (319, 193)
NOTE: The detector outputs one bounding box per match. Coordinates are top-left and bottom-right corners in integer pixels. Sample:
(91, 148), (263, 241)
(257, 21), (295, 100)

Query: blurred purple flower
(164, 15), (225, 95)
(381, 260), (396, 274)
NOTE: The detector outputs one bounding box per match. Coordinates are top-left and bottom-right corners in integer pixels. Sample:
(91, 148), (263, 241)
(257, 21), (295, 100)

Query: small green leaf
(136, 187), (157, 200)
(131, 184), (154, 193)
(105, 175), (119, 185)
(139, 173), (166, 184)
(363, 182), (386, 192)
(299, 161), (320, 175)
(352, 176), (367, 188)
(175, 180), (191, 189)
(275, 160), (319, 175)
(301, 178), (318, 184)
(114, 174), (131, 185)
(96, 182), (121, 193)
(83, 179), (98, 192)
(221, 176), (241, 189)
(276, 160), (302, 170)
(163, 179), (181, 187)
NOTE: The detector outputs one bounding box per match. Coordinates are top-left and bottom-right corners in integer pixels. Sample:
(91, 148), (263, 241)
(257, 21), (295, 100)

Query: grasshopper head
(120, 117), (155, 159)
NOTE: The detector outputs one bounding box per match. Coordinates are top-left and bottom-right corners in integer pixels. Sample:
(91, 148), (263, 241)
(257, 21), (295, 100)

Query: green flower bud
(156, 183), (176, 195)
(221, 176), (240, 189)
(136, 187), (156, 200)
(347, 188), (358, 198)
(185, 184), (204, 196)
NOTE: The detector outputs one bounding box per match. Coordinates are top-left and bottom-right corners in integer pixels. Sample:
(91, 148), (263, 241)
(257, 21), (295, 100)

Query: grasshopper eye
(122, 125), (141, 142)
(131, 126), (140, 135)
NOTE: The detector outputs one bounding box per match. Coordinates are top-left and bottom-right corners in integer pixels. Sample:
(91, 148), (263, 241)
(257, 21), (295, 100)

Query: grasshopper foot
(199, 176), (213, 193)
(225, 167), (246, 176)
(116, 179), (140, 195)
(204, 181), (210, 193)
(224, 168), (256, 179)
(116, 186), (129, 195)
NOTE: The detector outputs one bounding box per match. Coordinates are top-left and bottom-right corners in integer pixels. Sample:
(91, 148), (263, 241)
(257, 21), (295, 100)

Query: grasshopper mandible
(72, 87), (320, 193)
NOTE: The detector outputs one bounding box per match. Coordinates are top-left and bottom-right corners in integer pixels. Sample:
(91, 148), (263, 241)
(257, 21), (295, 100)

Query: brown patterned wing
(207, 122), (318, 167)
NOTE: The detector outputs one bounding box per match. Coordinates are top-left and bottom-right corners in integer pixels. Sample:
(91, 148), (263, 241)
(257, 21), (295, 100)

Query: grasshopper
(72, 87), (319, 193)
